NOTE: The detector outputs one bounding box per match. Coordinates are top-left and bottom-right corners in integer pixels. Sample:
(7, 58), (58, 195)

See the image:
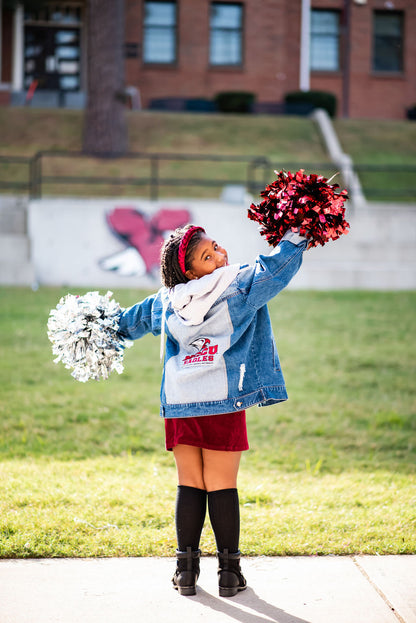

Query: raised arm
(241, 231), (308, 310)
(117, 289), (165, 340)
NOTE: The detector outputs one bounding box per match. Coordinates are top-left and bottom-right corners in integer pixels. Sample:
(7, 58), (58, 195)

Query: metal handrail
(0, 151), (415, 201)
(25, 150), (336, 200)
(0, 155), (32, 193)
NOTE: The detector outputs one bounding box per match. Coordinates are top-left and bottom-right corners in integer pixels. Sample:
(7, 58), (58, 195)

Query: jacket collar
(168, 264), (240, 326)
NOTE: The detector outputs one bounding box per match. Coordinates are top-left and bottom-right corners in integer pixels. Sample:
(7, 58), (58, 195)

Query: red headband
(178, 226), (205, 275)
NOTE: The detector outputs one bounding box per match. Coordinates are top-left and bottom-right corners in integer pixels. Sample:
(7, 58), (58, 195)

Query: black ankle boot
(217, 549), (247, 597)
(172, 547), (201, 596)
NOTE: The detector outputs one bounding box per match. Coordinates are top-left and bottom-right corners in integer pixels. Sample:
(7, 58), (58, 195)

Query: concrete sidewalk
(0, 555), (415, 623)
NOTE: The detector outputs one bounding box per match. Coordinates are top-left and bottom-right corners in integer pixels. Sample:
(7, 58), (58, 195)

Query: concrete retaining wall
(292, 203), (416, 290)
(1, 195), (415, 290)
(27, 197), (269, 289)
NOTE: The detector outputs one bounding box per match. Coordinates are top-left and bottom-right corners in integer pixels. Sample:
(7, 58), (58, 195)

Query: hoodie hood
(168, 264), (241, 326)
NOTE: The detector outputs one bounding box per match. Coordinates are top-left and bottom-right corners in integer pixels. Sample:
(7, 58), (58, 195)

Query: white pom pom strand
(47, 291), (132, 382)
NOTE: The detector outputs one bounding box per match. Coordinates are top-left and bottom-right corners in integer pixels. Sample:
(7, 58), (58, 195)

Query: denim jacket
(117, 231), (307, 418)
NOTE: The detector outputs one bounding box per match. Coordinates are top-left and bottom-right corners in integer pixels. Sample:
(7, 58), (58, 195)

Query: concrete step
(0, 262), (35, 285)
(0, 234), (31, 261)
(0, 195), (28, 234)
(0, 233), (35, 285)
(292, 260), (416, 290)
(311, 238), (415, 263)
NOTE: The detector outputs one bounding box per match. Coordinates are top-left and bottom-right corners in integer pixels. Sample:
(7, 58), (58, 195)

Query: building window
(310, 10), (340, 72)
(143, 1), (177, 64)
(209, 2), (243, 66)
(372, 11), (404, 73)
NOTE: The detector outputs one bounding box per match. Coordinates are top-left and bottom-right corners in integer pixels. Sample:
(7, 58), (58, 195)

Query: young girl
(117, 224), (308, 597)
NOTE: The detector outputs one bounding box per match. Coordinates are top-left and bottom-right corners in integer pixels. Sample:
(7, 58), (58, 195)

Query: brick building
(1, 0), (415, 118)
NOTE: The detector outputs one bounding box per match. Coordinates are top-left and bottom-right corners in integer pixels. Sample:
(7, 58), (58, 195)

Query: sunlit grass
(1, 459), (414, 558)
(0, 287), (415, 557)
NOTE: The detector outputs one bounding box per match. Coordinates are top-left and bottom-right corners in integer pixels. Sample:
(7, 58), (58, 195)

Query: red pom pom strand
(247, 169), (350, 248)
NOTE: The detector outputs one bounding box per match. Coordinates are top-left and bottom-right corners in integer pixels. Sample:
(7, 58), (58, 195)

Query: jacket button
(236, 401), (242, 407)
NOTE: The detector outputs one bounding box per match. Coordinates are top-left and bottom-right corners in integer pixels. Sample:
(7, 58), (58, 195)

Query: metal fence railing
(0, 151), (415, 203)
(28, 151), (339, 201)
(352, 164), (416, 200)
(0, 155), (32, 194)
(28, 151), (288, 200)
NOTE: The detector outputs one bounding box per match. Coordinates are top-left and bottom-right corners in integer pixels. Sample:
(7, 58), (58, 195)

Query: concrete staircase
(0, 195), (35, 285)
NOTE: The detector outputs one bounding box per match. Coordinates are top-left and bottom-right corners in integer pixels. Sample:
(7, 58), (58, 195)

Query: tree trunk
(82, 0), (128, 156)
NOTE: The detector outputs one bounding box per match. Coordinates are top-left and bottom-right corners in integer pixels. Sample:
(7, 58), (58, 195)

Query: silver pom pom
(47, 291), (132, 382)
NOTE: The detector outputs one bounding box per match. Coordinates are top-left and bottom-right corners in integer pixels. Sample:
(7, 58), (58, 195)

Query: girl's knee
(202, 449), (241, 491)
(178, 476), (206, 489)
(173, 445), (206, 489)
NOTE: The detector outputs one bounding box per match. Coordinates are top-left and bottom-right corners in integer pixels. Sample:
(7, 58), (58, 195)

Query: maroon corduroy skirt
(165, 410), (249, 452)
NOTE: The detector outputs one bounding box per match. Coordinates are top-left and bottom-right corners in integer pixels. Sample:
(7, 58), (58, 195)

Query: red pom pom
(247, 169), (350, 248)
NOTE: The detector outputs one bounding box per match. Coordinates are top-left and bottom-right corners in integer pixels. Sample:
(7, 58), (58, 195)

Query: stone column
(12, 3), (24, 92)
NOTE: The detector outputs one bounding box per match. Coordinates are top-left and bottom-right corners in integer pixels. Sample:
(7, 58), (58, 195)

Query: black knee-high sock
(207, 488), (240, 553)
(175, 485), (207, 552)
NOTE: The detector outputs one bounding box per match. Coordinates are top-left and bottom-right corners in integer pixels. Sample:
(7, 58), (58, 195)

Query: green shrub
(215, 91), (256, 114)
(284, 90), (338, 118)
(406, 104), (416, 120)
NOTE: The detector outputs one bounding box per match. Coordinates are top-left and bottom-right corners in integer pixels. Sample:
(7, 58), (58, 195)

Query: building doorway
(23, 3), (84, 106)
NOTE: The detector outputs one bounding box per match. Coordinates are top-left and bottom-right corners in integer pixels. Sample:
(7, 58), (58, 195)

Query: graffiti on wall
(99, 206), (191, 277)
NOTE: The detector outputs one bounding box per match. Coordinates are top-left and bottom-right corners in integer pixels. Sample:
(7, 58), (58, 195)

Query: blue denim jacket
(117, 233), (307, 418)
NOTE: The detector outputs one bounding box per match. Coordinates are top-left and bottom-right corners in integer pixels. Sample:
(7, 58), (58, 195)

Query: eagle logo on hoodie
(183, 337), (218, 366)
(190, 337), (211, 352)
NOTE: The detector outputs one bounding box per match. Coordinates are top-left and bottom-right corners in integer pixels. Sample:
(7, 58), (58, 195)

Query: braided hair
(160, 225), (205, 289)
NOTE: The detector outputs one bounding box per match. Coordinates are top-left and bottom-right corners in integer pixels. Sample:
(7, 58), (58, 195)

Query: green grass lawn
(1, 287), (415, 558)
(0, 109), (327, 160)
(335, 119), (416, 164)
(0, 109), (331, 199)
(335, 119), (416, 201)
(1, 109), (415, 199)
